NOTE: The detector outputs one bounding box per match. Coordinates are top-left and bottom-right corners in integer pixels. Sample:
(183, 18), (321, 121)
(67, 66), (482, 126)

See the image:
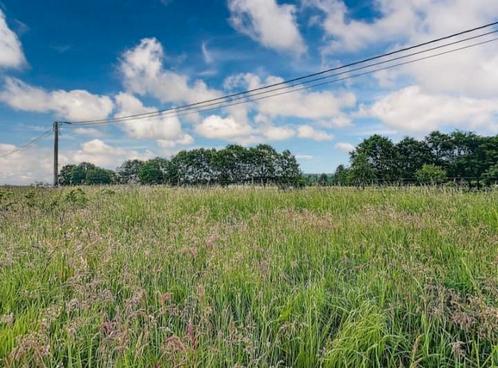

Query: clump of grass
(0, 186), (497, 367)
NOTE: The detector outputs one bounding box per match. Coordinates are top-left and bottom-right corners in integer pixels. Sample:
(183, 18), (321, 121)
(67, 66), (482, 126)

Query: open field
(0, 186), (497, 367)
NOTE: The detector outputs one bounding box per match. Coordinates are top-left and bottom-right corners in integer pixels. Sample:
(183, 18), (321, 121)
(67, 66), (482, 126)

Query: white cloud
(201, 41), (214, 64)
(71, 139), (152, 168)
(252, 113), (296, 141)
(296, 154), (313, 160)
(361, 85), (498, 134)
(224, 72), (356, 120)
(114, 92), (193, 147)
(196, 113), (335, 144)
(0, 138), (157, 185)
(73, 127), (105, 138)
(120, 38), (221, 107)
(305, 0), (498, 52)
(305, 0), (498, 134)
(297, 125), (333, 141)
(0, 144), (52, 185)
(335, 142), (354, 153)
(0, 77), (114, 121)
(306, 0), (498, 97)
(393, 43), (498, 99)
(260, 125), (295, 141)
(0, 10), (26, 69)
(228, 0), (306, 54)
(303, 0), (420, 52)
(196, 114), (253, 140)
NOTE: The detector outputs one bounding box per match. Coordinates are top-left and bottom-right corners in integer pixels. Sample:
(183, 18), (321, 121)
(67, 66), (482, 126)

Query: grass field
(0, 186), (497, 367)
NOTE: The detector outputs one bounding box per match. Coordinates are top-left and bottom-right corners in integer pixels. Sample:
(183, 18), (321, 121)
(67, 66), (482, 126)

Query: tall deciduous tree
(396, 137), (433, 179)
(139, 158), (169, 185)
(350, 135), (399, 180)
(117, 160), (144, 184)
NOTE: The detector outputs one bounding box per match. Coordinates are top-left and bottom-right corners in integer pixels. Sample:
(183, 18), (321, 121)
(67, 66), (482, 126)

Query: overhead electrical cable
(68, 35), (498, 127)
(0, 128), (52, 158)
(4, 22), (498, 158)
(65, 21), (498, 126)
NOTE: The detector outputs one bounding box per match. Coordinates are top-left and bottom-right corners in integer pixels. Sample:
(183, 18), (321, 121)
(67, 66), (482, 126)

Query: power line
(68, 35), (498, 127)
(67, 21), (498, 125)
(0, 128), (52, 159)
(4, 22), (498, 160)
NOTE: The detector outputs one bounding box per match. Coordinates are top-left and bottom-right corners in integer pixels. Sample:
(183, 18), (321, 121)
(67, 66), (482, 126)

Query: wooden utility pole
(53, 121), (59, 187)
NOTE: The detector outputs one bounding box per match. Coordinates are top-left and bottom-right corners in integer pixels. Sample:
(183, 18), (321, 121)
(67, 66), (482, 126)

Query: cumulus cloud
(228, 0), (306, 54)
(71, 139), (153, 168)
(259, 125), (295, 141)
(305, 0), (498, 52)
(306, 0), (498, 97)
(303, 0), (420, 52)
(297, 125), (333, 141)
(73, 127), (106, 138)
(0, 77), (114, 121)
(335, 142), (355, 153)
(196, 113), (335, 144)
(224, 72), (356, 120)
(195, 114), (253, 140)
(0, 138), (159, 185)
(304, 0), (498, 135)
(360, 85), (498, 134)
(120, 38), (221, 107)
(114, 92), (193, 147)
(0, 144), (52, 185)
(0, 10), (26, 69)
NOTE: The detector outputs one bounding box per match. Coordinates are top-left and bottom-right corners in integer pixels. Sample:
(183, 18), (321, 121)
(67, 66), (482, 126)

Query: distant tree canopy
(59, 162), (115, 186)
(310, 131), (498, 186)
(59, 144), (304, 187)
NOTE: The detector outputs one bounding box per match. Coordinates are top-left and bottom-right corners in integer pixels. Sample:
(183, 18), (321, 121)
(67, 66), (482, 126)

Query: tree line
(311, 131), (498, 186)
(59, 144), (304, 187)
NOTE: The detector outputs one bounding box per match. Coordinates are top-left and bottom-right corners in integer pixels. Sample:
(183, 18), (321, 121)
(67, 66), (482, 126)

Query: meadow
(0, 186), (497, 367)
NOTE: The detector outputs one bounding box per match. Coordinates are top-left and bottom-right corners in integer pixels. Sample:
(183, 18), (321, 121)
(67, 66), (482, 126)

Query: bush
(415, 164), (447, 185)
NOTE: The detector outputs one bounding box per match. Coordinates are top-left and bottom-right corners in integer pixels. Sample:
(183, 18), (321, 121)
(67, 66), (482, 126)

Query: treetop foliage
(59, 144), (304, 187)
(59, 131), (498, 188)
(310, 130), (498, 186)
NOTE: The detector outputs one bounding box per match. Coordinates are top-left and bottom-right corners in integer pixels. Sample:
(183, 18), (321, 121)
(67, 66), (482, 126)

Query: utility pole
(53, 121), (59, 187)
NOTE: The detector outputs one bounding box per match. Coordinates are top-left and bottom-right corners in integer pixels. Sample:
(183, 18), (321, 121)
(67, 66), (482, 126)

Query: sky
(0, 0), (498, 184)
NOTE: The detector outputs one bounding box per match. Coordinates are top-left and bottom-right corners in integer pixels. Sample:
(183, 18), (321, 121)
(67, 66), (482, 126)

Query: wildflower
(163, 335), (186, 354)
(160, 292), (173, 306)
(451, 341), (465, 359)
(0, 313), (14, 327)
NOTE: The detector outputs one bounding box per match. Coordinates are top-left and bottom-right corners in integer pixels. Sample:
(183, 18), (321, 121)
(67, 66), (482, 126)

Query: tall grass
(0, 186), (497, 367)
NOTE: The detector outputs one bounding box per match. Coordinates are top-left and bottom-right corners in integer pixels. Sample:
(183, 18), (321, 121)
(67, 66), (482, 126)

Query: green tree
(58, 164), (76, 185)
(70, 162), (96, 185)
(349, 152), (376, 186)
(396, 137), (433, 180)
(85, 167), (115, 185)
(317, 173), (329, 186)
(214, 145), (250, 185)
(415, 164), (447, 185)
(482, 164), (498, 185)
(250, 144), (279, 185)
(424, 131), (454, 168)
(333, 165), (350, 185)
(351, 135), (398, 180)
(117, 159), (144, 184)
(448, 131), (483, 178)
(139, 158), (169, 185)
(276, 150), (303, 187)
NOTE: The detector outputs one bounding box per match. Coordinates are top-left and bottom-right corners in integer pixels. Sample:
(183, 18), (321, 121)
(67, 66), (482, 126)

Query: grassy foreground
(0, 186), (497, 367)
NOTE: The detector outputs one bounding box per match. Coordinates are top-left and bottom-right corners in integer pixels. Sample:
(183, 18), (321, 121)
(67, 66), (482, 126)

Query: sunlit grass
(0, 186), (497, 367)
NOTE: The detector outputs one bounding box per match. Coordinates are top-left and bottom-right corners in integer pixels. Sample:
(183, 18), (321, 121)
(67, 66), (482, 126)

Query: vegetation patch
(0, 187), (497, 367)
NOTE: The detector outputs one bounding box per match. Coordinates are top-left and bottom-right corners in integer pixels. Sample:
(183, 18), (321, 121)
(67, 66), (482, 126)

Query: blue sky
(1, 0), (498, 184)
